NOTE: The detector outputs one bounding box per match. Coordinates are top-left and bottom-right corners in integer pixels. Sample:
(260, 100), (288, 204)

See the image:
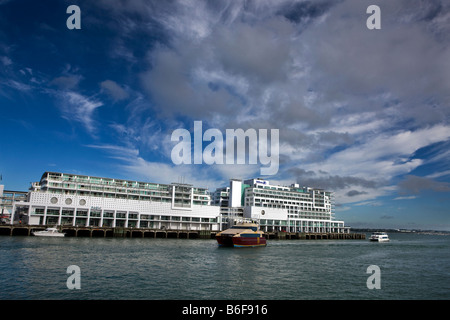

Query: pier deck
(0, 224), (214, 239)
(265, 231), (365, 240)
(0, 224), (365, 240)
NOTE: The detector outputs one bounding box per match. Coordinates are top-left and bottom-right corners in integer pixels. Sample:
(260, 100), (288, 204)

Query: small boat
(369, 232), (389, 242)
(32, 227), (65, 237)
(216, 222), (266, 247)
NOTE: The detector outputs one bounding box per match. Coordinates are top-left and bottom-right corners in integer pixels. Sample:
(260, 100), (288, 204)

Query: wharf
(0, 225), (365, 240)
(0, 224), (214, 239)
(265, 231), (366, 240)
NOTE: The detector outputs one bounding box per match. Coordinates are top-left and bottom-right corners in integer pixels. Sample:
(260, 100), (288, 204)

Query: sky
(0, 0), (449, 231)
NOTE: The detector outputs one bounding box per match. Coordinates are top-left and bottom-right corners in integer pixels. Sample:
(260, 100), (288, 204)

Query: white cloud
(394, 196), (417, 200)
(2, 79), (32, 92)
(427, 170), (450, 179)
(307, 125), (450, 179)
(85, 144), (140, 159)
(121, 157), (223, 189)
(58, 91), (103, 134)
(287, 124), (450, 205)
(328, 111), (390, 136)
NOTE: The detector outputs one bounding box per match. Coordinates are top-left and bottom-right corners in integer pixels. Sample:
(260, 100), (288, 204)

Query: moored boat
(216, 222), (266, 247)
(369, 231), (389, 242)
(32, 227), (65, 237)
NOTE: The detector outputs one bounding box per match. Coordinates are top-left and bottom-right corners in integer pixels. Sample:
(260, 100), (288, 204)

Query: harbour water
(0, 233), (449, 300)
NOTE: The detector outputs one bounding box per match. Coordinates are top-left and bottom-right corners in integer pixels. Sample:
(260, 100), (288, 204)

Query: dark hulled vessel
(216, 222), (267, 247)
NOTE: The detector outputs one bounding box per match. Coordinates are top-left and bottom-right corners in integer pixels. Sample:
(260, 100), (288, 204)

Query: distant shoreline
(351, 228), (450, 236)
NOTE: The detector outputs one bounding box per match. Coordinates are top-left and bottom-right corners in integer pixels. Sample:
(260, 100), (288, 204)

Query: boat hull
(232, 235), (266, 247)
(33, 233), (65, 237)
(216, 234), (235, 247)
(32, 229), (65, 237)
(216, 222), (267, 248)
(216, 234), (267, 247)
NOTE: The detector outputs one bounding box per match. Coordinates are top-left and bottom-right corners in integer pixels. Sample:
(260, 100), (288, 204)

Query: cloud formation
(57, 91), (103, 134)
(84, 0), (450, 206)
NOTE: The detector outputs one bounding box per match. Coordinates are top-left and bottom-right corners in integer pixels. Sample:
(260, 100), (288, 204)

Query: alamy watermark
(366, 265), (381, 290)
(66, 265), (81, 290)
(366, 5), (381, 30)
(66, 4), (380, 31)
(171, 121), (279, 176)
(66, 5), (81, 30)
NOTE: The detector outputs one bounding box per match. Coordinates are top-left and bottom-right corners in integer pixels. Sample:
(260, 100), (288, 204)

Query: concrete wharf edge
(0, 224), (366, 240)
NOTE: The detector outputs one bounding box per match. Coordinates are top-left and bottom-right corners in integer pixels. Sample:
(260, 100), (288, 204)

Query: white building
(0, 186), (27, 224)
(221, 178), (349, 234)
(211, 186), (229, 207)
(7, 172), (220, 231)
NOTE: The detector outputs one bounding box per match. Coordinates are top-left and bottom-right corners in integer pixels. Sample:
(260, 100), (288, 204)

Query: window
(103, 211), (114, 218)
(76, 210), (88, 217)
(129, 213), (138, 220)
(62, 210), (74, 216)
(116, 212), (126, 219)
(47, 209), (60, 216)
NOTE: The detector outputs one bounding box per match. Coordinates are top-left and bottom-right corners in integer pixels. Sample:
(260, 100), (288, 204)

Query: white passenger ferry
(369, 232), (389, 242)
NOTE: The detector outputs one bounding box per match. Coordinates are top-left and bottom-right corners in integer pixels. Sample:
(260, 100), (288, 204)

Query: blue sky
(1, 0), (449, 230)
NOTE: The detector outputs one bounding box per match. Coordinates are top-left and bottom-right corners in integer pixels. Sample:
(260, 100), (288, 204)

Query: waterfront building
(0, 186), (27, 224)
(1, 172), (349, 234)
(211, 186), (229, 207)
(3, 172), (220, 231)
(219, 178), (349, 234)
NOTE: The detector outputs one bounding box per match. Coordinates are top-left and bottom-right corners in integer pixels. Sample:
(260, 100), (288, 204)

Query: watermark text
(66, 265), (81, 289)
(171, 121), (279, 175)
(366, 265), (381, 289)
